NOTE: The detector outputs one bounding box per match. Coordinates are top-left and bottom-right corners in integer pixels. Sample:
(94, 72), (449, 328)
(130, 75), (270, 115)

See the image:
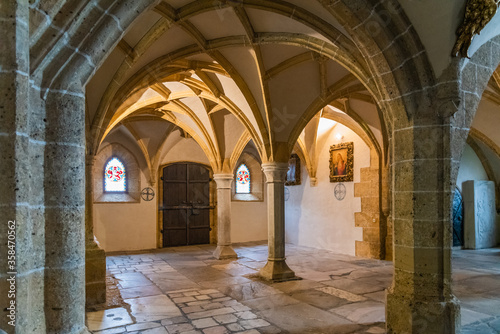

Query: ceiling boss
(453, 0), (500, 58)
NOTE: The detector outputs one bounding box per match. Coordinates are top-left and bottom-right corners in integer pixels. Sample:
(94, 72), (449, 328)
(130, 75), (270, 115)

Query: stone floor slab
(255, 303), (354, 332)
(120, 284), (163, 299)
(329, 301), (385, 324)
(89, 243), (500, 334)
(125, 295), (182, 322)
(86, 307), (133, 331)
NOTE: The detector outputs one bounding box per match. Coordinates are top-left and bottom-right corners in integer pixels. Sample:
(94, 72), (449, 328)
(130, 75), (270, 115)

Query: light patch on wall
(285, 122), (369, 256)
(326, 105), (346, 115)
(317, 118), (337, 136)
(456, 144), (488, 191)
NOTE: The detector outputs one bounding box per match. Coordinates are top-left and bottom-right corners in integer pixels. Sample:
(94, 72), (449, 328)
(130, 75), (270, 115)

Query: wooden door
(161, 163), (211, 247)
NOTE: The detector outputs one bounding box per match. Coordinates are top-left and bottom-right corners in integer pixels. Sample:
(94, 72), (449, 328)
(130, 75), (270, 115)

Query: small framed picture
(285, 153), (301, 186)
(329, 142), (353, 182)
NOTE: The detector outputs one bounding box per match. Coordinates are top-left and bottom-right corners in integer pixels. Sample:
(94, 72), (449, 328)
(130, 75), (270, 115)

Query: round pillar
(259, 162), (296, 282)
(213, 173), (238, 259)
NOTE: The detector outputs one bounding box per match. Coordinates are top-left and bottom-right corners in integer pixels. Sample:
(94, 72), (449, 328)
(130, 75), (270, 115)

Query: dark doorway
(453, 187), (464, 247)
(161, 163), (211, 247)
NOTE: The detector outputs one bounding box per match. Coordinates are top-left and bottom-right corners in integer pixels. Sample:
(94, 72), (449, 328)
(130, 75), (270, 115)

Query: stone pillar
(463, 180), (498, 249)
(386, 122), (460, 333)
(259, 163), (296, 282)
(0, 1), (47, 333)
(213, 174), (238, 259)
(85, 154), (107, 305)
(44, 91), (89, 334)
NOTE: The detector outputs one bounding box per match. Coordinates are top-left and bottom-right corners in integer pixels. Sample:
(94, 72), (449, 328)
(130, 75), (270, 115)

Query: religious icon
(285, 153), (301, 186)
(329, 142), (353, 182)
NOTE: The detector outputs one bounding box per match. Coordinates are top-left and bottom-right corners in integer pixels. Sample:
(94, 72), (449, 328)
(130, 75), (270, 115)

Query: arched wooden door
(161, 163), (211, 247)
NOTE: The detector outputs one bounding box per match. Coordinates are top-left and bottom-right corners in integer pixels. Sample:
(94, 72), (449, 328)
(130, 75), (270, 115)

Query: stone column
(213, 174), (238, 259)
(260, 163), (296, 281)
(44, 91), (89, 334)
(0, 1), (47, 332)
(386, 121), (460, 333)
(85, 154), (106, 305)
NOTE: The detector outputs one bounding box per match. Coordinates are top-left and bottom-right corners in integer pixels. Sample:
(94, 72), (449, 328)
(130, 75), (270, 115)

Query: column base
(259, 259), (299, 282)
(213, 245), (238, 260)
(85, 244), (106, 306)
(386, 290), (461, 334)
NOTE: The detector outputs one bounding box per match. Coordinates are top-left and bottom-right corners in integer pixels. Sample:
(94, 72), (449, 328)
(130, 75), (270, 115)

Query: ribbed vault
(85, 0), (390, 172)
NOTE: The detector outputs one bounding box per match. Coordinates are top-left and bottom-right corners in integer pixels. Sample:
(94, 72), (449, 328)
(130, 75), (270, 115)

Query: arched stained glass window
(104, 157), (127, 192)
(236, 164), (251, 194)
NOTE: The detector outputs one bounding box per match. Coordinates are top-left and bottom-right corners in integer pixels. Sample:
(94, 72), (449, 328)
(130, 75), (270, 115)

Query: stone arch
(91, 36), (377, 160)
(448, 35), (500, 202)
(28, 1), (446, 333)
(35, 1), (432, 161)
(318, 0), (436, 123)
(458, 36), (500, 129)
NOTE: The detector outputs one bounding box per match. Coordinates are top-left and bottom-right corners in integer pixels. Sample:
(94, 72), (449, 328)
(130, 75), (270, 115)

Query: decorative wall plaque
(284, 187), (290, 202)
(329, 142), (354, 182)
(334, 183), (346, 201)
(141, 187), (155, 201)
(285, 153), (301, 186)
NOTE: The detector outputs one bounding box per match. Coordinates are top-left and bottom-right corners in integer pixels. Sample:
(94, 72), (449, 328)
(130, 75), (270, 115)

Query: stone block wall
(354, 167), (382, 259)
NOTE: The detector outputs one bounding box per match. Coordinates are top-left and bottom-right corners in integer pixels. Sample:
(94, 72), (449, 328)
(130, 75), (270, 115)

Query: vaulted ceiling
(85, 0), (383, 175)
(82, 0), (499, 180)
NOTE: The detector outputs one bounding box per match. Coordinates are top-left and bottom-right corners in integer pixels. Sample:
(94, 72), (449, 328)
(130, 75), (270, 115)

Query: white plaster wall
(285, 120), (369, 255)
(231, 187), (268, 243)
(94, 134), (269, 251)
(472, 99), (500, 150)
(456, 144), (488, 191)
(399, 1), (500, 77)
(161, 137), (211, 165)
(94, 171), (157, 252)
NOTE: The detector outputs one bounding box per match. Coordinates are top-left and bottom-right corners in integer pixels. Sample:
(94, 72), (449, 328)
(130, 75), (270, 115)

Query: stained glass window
(104, 157), (127, 192)
(236, 164), (251, 194)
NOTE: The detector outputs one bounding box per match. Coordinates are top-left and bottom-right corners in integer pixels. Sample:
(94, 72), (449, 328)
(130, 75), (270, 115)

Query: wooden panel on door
(187, 164), (210, 245)
(162, 163), (211, 247)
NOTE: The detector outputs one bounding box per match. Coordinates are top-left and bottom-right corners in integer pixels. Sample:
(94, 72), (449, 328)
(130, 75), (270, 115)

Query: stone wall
(354, 167), (382, 259)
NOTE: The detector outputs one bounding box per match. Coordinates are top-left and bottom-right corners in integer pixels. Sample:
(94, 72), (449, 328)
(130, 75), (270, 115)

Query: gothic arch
(34, 1), (437, 162)
(24, 1), (458, 333)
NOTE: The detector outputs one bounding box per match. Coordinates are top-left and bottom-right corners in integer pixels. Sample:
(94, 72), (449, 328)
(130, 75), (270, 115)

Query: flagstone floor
(85, 242), (500, 334)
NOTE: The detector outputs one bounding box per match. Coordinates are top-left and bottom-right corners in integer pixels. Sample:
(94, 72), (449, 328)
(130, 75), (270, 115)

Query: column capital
(262, 162), (289, 183)
(213, 173), (234, 189)
(85, 153), (96, 167)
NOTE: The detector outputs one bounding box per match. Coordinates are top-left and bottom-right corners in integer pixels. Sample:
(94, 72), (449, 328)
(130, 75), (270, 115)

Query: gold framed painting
(329, 142), (353, 182)
(285, 153), (301, 186)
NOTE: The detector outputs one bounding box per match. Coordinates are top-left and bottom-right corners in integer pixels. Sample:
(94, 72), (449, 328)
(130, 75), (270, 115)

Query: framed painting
(329, 142), (353, 182)
(285, 153), (301, 186)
